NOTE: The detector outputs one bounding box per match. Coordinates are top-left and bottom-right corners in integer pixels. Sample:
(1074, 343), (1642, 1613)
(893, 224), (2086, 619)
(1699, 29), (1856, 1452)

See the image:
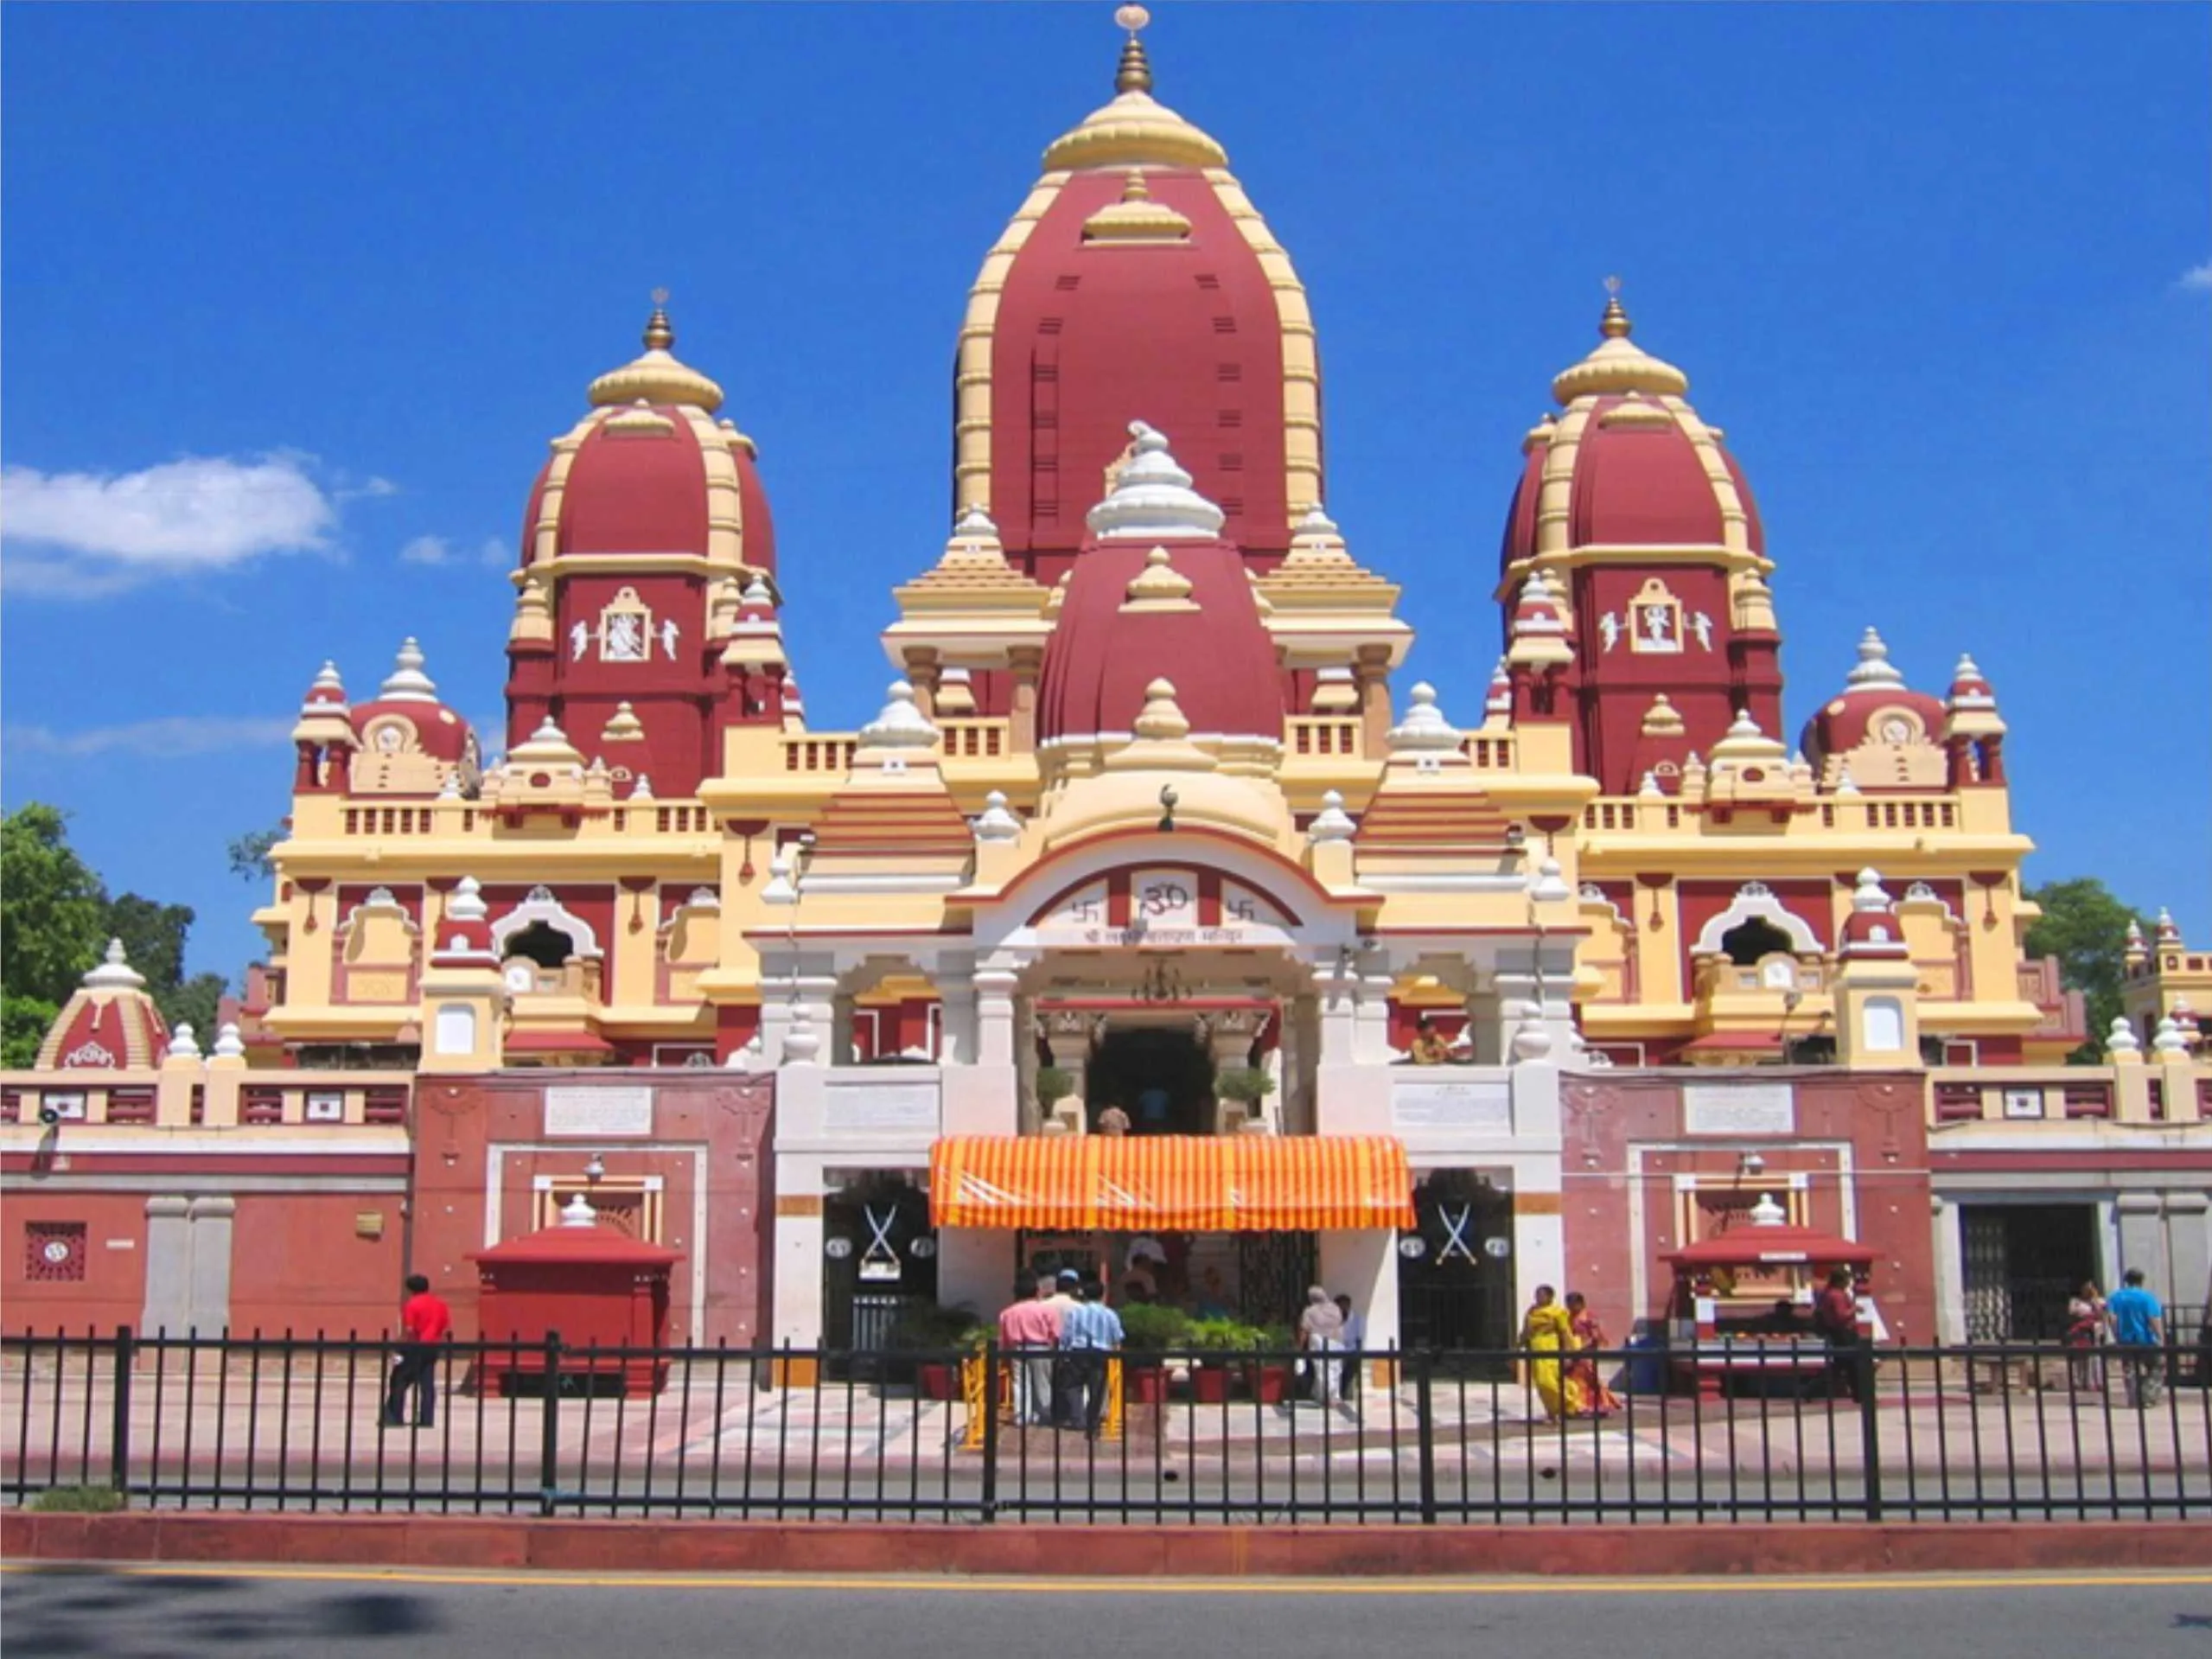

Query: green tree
(104, 893), (193, 1004)
(227, 825), (284, 883)
(0, 804), (110, 1007)
(2024, 877), (2153, 1061)
(0, 802), (235, 1059)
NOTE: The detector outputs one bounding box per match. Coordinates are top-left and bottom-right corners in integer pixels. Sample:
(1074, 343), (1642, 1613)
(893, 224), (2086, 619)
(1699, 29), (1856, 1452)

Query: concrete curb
(6, 1512), (2212, 1577)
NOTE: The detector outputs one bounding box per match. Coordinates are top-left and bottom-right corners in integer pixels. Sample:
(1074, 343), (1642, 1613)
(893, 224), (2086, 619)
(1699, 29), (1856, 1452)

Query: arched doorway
(1081, 1024), (1218, 1135)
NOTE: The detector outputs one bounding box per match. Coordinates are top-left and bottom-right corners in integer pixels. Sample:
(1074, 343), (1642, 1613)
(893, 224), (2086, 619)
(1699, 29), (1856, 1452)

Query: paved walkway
(6, 1360), (2206, 1509)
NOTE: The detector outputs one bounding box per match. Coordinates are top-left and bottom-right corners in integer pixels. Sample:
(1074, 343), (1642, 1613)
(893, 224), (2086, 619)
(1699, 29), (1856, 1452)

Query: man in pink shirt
(997, 1277), (1063, 1426)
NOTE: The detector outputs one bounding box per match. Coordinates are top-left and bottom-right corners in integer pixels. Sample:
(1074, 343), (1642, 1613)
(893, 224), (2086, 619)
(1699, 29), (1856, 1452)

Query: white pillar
(937, 1227), (1014, 1324)
(1319, 1229), (1399, 1361)
(185, 1196), (235, 1334)
(1929, 1196), (1967, 1344)
(772, 1153), (826, 1349)
(141, 1196), (192, 1336)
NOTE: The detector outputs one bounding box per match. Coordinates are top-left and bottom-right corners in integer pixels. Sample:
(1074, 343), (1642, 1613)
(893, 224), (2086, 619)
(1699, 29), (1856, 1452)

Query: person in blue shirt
(2105, 1269), (2166, 1408)
(1056, 1282), (1125, 1439)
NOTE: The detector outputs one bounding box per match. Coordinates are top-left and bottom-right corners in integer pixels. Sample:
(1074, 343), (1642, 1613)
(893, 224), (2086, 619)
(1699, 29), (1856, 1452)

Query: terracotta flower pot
(1125, 1363), (1170, 1404)
(1249, 1364), (1292, 1404)
(917, 1362), (959, 1401)
(1191, 1365), (1235, 1404)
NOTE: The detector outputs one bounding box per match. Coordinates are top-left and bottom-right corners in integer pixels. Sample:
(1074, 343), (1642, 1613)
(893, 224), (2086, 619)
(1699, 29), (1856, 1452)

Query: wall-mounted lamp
(1738, 1151), (1766, 1177)
(583, 1153), (607, 1184)
(1157, 784), (1179, 833)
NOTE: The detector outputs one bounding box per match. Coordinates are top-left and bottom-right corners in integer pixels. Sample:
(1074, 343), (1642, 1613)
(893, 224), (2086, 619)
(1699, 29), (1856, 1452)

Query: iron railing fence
(3, 1329), (2206, 1526)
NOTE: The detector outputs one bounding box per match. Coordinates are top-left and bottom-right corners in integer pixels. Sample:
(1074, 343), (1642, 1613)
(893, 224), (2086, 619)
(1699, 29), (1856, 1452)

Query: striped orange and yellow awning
(928, 1136), (1415, 1233)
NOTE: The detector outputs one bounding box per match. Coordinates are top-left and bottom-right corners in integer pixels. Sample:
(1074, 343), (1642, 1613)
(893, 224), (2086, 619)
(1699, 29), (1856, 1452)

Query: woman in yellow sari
(1520, 1285), (1580, 1420)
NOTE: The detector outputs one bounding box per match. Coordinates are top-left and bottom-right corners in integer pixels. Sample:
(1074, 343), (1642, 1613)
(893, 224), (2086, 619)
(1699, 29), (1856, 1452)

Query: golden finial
(644, 288), (674, 352)
(1114, 3), (1153, 93)
(1600, 275), (1631, 340)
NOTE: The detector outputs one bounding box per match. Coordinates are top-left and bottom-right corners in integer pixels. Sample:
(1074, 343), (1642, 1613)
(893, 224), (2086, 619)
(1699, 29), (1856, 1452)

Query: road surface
(6, 1563), (2211, 1658)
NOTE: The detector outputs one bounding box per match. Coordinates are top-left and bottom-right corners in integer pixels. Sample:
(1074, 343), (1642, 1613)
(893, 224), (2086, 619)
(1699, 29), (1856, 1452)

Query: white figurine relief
(570, 622), (590, 660)
(1598, 612), (1621, 652)
(660, 618), (680, 660)
(603, 610), (647, 660)
(1690, 611), (1714, 651)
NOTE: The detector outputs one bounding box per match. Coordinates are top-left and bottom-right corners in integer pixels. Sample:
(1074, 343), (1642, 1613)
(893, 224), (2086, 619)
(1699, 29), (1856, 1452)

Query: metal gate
(1399, 1171), (1514, 1372)
(1238, 1231), (1317, 1330)
(1960, 1203), (2099, 1343)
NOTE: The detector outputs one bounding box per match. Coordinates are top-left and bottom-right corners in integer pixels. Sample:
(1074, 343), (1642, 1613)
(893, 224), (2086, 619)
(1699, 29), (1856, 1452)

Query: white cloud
(399, 534), (455, 565)
(4, 716), (297, 759)
(2180, 261), (2212, 293)
(398, 533), (508, 569)
(1, 454), (338, 596)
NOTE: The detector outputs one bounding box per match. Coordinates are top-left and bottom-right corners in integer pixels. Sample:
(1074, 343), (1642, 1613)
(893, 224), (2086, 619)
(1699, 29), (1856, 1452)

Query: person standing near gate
(1812, 1267), (1863, 1404)
(998, 1276), (1062, 1426)
(382, 1273), (452, 1430)
(1057, 1281), (1124, 1439)
(1334, 1293), (1365, 1406)
(2106, 1268), (2166, 1408)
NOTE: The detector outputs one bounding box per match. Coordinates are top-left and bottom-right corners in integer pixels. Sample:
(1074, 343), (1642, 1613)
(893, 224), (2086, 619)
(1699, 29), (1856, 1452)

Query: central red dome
(1037, 539), (1284, 744)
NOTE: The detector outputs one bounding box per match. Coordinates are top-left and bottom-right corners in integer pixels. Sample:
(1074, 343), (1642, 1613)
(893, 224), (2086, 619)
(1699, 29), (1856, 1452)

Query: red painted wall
(407, 1071), (774, 1345)
(1559, 1072), (1935, 1346)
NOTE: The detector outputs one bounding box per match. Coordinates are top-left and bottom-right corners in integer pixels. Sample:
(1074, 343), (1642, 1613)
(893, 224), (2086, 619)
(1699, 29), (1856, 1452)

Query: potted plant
(1117, 1302), (1191, 1405)
(890, 1303), (982, 1401)
(1214, 1065), (1276, 1127)
(1249, 1322), (1298, 1403)
(1034, 1065), (1076, 1132)
(1187, 1317), (1262, 1403)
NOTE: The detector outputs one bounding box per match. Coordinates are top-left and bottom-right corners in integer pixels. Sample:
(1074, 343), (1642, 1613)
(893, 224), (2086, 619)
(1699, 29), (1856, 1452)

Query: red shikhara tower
(953, 21), (1322, 590)
(1496, 287), (1782, 796)
(505, 302), (781, 799)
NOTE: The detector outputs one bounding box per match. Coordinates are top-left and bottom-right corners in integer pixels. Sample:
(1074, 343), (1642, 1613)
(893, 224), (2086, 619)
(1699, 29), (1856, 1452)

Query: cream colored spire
(1121, 544), (1199, 610)
(1102, 677), (1214, 772)
(1043, 8), (1229, 171)
(1550, 279), (1691, 404)
(587, 293), (726, 412)
(1846, 627), (1907, 689)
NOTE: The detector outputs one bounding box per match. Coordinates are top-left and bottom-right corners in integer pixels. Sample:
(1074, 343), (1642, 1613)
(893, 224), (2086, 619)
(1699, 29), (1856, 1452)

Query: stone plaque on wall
(543, 1085), (655, 1138)
(1683, 1081), (1795, 1137)
(1391, 1075), (1513, 1132)
(824, 1081), (940, 1136)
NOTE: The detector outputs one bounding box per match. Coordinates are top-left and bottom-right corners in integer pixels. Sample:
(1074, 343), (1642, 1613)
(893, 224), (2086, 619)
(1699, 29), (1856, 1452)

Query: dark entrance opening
(822, 1173), (937, 1378)
(507, 922), (577, 969)
(1720, 916), (1796, 967)
(1086, 1025), (1216, 1136)
(1960, 1203), (2100, 1342)
(1399, 1171), (1515, 1373)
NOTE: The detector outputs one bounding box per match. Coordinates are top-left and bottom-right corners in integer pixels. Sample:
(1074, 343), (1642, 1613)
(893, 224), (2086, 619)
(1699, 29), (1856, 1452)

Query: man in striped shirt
(1056, 1282), (1125, 1439)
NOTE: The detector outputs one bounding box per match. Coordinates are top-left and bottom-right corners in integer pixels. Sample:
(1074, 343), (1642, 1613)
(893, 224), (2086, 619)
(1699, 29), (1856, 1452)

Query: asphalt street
(6, 1564), (2212, 1659)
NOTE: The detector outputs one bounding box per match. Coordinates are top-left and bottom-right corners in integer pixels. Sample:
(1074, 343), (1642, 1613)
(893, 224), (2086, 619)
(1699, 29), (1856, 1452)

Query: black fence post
(979, 1339), (1000, 1525)
(1858, 1344), (1884, 1522)
(1412, 1347), (1437, 1526)
(538, 1330), (563, 1518)
(109, 1325), (134, 1497)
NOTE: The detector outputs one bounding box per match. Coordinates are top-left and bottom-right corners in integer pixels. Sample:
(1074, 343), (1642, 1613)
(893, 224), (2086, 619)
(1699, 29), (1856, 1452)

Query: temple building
(5, 14), (2207, 1364)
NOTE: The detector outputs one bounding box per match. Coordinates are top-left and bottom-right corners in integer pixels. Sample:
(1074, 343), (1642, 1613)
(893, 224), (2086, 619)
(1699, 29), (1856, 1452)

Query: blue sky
(3, 3), (2208, 983)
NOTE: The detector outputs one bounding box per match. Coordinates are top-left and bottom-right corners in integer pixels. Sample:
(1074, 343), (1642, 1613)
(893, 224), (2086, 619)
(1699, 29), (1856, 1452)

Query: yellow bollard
(1105, 1356), (1125, 1442)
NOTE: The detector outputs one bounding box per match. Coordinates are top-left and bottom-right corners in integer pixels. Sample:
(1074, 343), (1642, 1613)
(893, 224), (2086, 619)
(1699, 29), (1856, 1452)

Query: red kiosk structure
(1660, 1195), (1879, 1397)
(471, 1194), (683, 1398)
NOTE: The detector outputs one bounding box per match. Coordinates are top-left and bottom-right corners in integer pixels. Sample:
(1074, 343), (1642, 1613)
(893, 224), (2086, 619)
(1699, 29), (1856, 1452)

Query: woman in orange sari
(1564, 1292), (1622, 1417)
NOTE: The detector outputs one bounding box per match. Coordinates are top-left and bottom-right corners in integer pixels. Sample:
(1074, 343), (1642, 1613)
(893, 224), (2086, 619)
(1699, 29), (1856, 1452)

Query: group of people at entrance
(2065, 1269), (2170, 1406)
(997, 1271), (1125, 1437)
(1518, 1286), (1623, 1420)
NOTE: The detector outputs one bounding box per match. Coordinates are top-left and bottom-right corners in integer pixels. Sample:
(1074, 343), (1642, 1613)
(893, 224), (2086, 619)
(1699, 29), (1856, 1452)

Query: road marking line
(3, 1562), (2209, 1595)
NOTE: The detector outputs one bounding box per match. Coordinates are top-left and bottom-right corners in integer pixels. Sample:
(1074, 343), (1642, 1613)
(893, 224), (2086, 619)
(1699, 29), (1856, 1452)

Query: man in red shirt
(383, 1273), (453, 1430)
(997, 1277), (1063, 1426)
(1812, 1267), (1864, 1404)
